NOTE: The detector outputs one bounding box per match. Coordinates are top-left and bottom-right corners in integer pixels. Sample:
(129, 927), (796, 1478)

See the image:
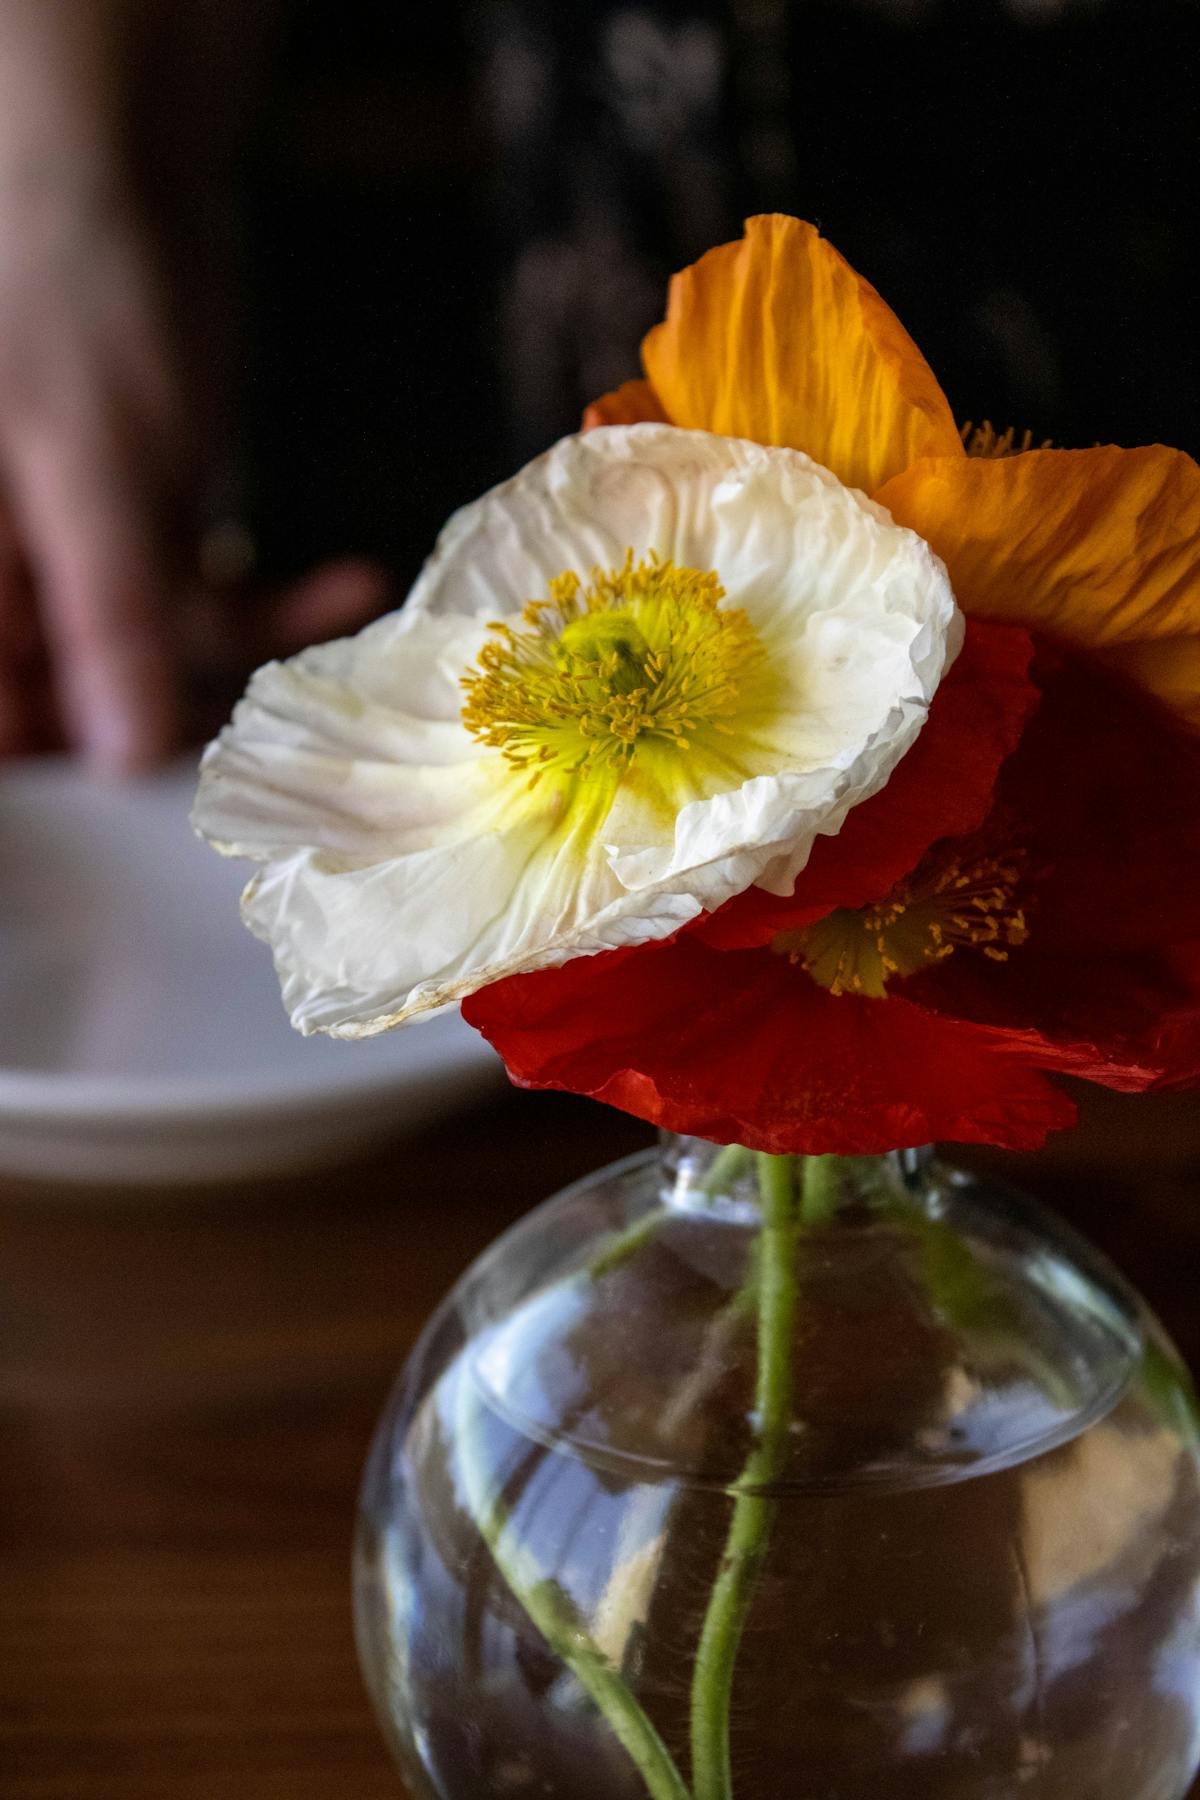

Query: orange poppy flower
(464, 216), (1200, 1151)
(588, 214), (1200, 728)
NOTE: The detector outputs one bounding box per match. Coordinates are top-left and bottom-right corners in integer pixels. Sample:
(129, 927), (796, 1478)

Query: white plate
(0, 758), (502, 1186)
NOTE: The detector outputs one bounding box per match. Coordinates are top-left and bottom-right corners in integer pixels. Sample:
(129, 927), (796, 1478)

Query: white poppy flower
(193, 424), (960, 1037)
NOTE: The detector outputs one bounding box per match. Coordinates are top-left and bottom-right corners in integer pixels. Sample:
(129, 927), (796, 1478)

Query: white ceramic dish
(0, 758), (502, 1185)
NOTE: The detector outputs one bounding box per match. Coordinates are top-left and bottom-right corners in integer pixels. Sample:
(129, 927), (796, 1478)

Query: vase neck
(658, 1132), (936, 1220)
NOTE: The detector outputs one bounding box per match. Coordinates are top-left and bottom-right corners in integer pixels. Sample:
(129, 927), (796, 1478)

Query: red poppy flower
(465, 643), (1200, 1151)
(464, 218), (1200, 1151)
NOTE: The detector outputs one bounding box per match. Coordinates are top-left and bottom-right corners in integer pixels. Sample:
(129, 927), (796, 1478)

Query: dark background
(235, 0), (1198, 586)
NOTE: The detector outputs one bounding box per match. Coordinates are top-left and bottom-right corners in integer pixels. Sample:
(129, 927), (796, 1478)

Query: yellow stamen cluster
(461, 551), (760, 786)
(960, 420), (1053, 459)
(775, 850), (1029, 999)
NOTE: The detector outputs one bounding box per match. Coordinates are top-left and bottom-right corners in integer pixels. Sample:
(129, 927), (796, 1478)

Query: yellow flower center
(775, 850), (1029, 998)
(461, 551), (763, 788)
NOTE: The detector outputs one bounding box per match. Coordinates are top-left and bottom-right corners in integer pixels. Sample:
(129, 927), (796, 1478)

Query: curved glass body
(355, 1139), (1200, 1799)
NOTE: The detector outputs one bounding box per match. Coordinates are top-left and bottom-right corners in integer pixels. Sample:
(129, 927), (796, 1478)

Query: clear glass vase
(354, 1135), (1200, 1800)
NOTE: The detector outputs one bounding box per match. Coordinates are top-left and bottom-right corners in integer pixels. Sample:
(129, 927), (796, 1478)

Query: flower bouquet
(195, 218), (1200, 1798)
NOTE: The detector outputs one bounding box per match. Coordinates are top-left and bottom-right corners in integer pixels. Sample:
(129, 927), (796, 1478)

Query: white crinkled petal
(194, 423), (960, 1036)
(193, 611), (495, 861)
(241, 808), (703, 1037)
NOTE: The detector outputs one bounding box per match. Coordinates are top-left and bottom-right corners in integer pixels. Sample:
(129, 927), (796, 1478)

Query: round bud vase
(354, 1135), (1200, 1800)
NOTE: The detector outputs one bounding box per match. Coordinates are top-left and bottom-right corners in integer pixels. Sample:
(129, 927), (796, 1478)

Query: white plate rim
(0, 1029), (498, 1120)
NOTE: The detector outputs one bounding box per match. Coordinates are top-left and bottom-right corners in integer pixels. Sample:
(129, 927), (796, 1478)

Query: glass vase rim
(658, 1132), (937, 1218)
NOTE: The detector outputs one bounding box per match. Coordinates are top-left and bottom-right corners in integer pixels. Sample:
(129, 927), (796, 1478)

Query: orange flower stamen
(774, 850), (1029, 998)
(960, 420), (1053, 459)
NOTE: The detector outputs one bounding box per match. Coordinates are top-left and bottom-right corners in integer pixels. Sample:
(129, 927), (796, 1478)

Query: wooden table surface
(1, 1087), (1198, 1799)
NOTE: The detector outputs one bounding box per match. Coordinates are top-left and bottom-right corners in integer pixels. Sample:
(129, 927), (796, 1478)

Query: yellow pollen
(460, 550), (761, 786)
(774, 849), (1030, 999)
(960, 419), (1053, 459)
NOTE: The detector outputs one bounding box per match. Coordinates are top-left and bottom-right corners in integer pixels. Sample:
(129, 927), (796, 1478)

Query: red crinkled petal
(992, 650), (1200, 954)
(906, 951), (1193, 1093)
(463, 635), (1200, 1152)
(1153, 947), (1200, 1087)
(1150, 997), (1200, 1091)
(896, 653), (1200, 1088)
(695, 619), (1038, 951)
(463, 937), (1078, 1153)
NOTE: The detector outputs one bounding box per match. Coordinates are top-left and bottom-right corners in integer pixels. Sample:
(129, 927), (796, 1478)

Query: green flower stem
(883, 1197), (1081, 1410)
(455, 1360), (691, 1800)
(701, 1142), (756, 1198)
(689, 1151), (801, 1800)
(1141, 1332), (1200, 1444)
(588, 1143), (757, 1282)
(588, 1205), (671, 1279)
(798, 1153), (842, 1226)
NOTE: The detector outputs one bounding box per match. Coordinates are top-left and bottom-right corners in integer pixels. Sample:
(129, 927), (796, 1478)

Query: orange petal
(583, 379), (667, 431)
(877, 445), (1200, 726)
(640, 214), (962, 493)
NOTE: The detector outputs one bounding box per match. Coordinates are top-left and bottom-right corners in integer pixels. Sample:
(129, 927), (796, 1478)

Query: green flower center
(461, 551), (763, 788)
